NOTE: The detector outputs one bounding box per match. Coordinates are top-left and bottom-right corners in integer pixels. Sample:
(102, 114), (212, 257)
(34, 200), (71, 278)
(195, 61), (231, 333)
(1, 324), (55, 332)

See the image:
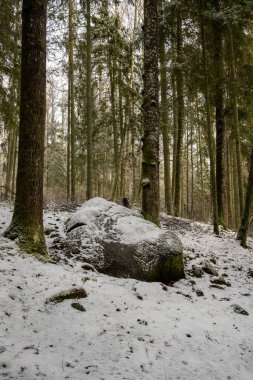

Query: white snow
(0, 203), (253, 380)
(66, 197), (170, 245)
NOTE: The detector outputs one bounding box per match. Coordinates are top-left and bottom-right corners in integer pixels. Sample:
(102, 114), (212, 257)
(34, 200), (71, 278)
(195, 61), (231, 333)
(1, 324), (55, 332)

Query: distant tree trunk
(173, 9), (184, 217)
(237, 148), (253, 248)
(200, 22), (219, 234)
(197, 105), (205, 220)
(229, 29), (244, 217)
(159, 0), (171, 214)
(86, 0), (93, 200)
(67, 74), (71, 202)
(141, 0), (160, 226)
(110, 58), (119, 200)
(186, 109), (189, 218)
(4, 0), (47, 256)
(68, 0), (75, 203)
(212, 0), (226, 227)
(171, 55), (178, 206)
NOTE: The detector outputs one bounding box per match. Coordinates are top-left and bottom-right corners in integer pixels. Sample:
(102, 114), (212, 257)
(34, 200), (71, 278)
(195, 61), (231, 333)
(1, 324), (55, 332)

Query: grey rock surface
(65, 197), (184, 282)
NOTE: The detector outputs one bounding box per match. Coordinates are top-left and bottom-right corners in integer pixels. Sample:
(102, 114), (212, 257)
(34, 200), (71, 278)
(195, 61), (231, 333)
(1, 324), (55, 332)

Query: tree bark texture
(159, 0), (172, 214)
(212, 0), (226, 227)
(4, 0), (47, 256)
(86, 0), (93, 200)
(173, 10), (184, 217)
(68, 0), (76, 203)
(142, 0), (160, 226)
(229, 30), (244, 217)
(237, 148), (253, 248)
(200, 22), (219, 234)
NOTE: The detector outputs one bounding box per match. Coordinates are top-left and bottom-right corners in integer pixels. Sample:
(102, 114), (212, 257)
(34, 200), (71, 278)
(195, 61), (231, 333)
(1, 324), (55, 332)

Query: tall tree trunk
(171, 56), (178, 207)
(86, 0), (93, 199)
(237, 148), (253, 248)
(159, 0), (172, 214)
(68, 0), (75, 202)
(200, 22), (219, 234)
(67, 74), (71, 202)
(229, 29), (244, 216)
(173, 10), (184, 217)
(4, 0), (47, 256)
(212, 0), (226, 227)
(142, 0), (160, 226)
(110, 58), (119, 200)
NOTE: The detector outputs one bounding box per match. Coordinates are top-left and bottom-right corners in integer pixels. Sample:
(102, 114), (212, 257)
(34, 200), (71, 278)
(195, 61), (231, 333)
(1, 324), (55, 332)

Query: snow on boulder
(66, 197), (184, 282)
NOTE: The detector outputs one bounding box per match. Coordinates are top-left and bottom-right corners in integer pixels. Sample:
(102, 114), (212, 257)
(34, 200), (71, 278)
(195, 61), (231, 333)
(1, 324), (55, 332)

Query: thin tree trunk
(196, 98), (205, 221)
(67, 74), (71, 202)
(173, 10), (184, 217)
(212, 0), (226, 227)
(68, 0), (75, 203)
(237, 148), (253, 248)
(201, 22), (219, 234)
(110, 59), (119, 200)
(159, 0), (171, 214)
(86, 0), (93, 200)
(229, 29), (244, 216)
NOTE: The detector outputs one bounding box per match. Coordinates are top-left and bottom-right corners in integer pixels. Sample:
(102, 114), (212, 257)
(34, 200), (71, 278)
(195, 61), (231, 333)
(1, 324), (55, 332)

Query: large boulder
(66, 197), (184, 282)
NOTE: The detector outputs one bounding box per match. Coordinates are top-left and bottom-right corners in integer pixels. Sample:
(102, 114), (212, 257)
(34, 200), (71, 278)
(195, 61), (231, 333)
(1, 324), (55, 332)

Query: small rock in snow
(191, 265), (204, 278)
(231, 304), (249, 316)
(81, 263), (97, 272)
(209, 284), (225, 290)
(202, 260), (219, 276)
(195, 289), (204, 297)
(247, 269), (253, 278)
(71, 302), (86, 312)
(210, 276), (230, 286)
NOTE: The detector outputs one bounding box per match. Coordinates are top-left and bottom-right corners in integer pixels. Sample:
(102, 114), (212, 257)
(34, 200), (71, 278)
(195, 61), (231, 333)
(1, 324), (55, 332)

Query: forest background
(1, 0), (253, 234)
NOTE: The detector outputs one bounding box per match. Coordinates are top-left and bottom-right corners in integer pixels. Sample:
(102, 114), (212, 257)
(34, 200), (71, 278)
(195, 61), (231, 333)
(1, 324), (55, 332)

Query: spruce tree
(4, 0), (47, 257)
(142, 0), (160, 226)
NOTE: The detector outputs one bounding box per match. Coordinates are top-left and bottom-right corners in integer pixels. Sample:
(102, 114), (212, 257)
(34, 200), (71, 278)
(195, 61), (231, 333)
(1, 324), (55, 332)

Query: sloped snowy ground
(0, 203), (253, 380)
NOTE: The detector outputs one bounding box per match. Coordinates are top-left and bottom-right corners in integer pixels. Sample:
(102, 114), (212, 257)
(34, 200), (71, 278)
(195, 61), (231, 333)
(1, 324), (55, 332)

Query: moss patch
(148, 254), (185, 283)
(46, 287), (88, 304)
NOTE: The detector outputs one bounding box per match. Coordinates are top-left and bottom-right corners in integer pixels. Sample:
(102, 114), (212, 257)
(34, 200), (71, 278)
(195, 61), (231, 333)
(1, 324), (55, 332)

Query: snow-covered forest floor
(0, 202), (253, 380)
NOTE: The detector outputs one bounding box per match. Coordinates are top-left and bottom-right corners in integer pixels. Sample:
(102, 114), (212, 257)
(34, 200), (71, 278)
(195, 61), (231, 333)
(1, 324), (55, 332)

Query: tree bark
(159, 0), (172, 214)
(200, 22), (219, 234)
(142, 0), (160, 226)
(4, 0), (47, 256)
(68, 0), (76, 203)
(86, 0), (93, 200)
(237, 148), (253, 248)
(229, 29), (244, 217)
(173, 10), (184, 217)
(212, 0), (226, 227)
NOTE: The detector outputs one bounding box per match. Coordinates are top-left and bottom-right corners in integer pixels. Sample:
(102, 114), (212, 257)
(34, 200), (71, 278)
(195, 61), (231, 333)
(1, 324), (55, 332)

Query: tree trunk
(173, 10), (184, 217)
(237, 148), (253, 248)
(229, 29), (244, 217)
(68, 0), (75, 203)
(86, 0), (93, 200)
(142, 0), (160, 226)
(212, 0), (226, 227)
(200, 22), (219, 234)
(159, 0), (171, 214)
(4, 0), (47, 256)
